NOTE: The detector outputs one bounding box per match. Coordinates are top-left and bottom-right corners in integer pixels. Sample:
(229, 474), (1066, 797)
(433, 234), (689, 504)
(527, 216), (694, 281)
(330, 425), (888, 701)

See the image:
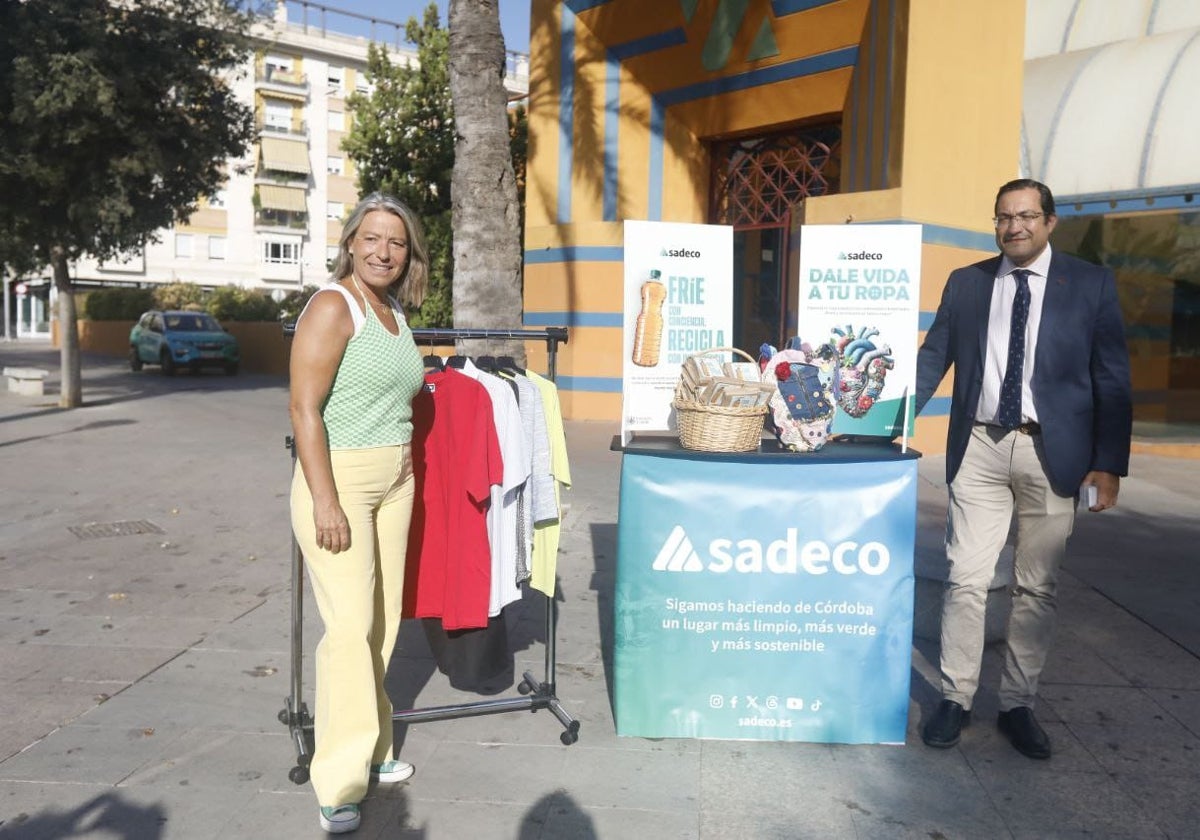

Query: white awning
(257, 185), (307, 213)
(260, 137), (310, 175)
(1022, 2), (1200, 202)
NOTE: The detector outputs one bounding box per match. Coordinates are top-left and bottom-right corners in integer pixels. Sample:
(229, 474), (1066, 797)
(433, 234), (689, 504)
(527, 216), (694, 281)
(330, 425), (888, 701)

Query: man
(914, 179), (1131, 759)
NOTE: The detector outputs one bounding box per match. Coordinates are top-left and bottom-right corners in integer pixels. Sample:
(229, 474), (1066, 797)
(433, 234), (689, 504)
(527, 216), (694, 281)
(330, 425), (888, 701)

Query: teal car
(130, 310), (240, 376)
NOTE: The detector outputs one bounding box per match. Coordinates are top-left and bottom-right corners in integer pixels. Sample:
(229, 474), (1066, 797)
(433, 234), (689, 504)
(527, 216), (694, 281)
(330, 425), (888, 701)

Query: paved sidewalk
(1, 342), (1198, 839)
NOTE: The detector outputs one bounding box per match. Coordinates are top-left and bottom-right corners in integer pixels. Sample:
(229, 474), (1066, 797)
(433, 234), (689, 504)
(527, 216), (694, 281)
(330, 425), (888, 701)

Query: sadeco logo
(660, 246), (701, 258)
(838, 250), (884, 261)
(651, 525), (890, 575)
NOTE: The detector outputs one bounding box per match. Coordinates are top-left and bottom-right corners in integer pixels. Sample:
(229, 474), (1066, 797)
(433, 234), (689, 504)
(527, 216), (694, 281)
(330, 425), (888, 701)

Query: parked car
(129, 310), (240, 376)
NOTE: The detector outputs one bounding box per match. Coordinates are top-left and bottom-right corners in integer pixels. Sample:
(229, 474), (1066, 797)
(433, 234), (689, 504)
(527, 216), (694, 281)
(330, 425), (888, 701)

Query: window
(208, 236), (226, 261)
(327, 65), (344, 96)
(264, 53), (294, 76)
(208, 188), (228, 209)
(326, 245), (340, 265)
(327, 110), (344, 132)
(355, 71), (373, 95)
(261, 239), (300, 265)
(327, 201), (345, 221)
(175, 233), (194, 259)
(326, 156), (344, 176)
(264, 100), (293, 132)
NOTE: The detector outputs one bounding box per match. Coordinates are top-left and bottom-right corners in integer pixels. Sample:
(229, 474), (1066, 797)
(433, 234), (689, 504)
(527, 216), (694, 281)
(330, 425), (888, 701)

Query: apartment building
(9, 2), (528, 337)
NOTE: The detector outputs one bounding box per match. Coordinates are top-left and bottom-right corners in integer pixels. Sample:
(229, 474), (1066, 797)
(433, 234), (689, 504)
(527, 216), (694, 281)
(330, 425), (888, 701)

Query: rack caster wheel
(289, 765), (310, 785)
(277, 708), (290, 725)
(517, 680), (534, 695)
(560, 728), (579, 745)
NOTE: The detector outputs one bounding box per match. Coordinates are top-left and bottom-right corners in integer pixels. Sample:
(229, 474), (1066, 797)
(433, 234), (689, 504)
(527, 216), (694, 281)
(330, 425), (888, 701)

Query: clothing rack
(281, 326), (578, 787)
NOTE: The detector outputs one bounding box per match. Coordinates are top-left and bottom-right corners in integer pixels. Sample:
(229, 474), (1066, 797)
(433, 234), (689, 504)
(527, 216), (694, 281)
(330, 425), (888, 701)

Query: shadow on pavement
(0, 793), (166, 840)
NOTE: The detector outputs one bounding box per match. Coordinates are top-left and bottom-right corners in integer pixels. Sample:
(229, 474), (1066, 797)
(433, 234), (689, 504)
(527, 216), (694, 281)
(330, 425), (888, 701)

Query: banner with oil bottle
(621, 220), (734, 445)
(795, 224), (922, 439)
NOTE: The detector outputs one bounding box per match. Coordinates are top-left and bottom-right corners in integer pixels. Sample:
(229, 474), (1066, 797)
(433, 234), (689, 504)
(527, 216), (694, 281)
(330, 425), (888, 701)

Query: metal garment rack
(281, 326), (576, 786)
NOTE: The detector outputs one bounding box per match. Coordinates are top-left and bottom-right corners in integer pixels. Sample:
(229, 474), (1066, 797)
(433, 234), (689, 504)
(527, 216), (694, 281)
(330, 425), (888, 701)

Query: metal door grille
(710, 127), (841, 226)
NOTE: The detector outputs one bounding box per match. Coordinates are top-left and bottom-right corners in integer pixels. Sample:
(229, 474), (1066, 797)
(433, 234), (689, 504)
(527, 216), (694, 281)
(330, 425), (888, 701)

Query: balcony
(254, 208), (309, 232)
(255, 66), (309, 97)
(257, 118), (308, 139)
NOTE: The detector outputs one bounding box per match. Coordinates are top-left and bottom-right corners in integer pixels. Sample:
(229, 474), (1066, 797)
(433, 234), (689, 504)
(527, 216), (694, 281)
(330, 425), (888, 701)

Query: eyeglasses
(993, 212), (1045, 227)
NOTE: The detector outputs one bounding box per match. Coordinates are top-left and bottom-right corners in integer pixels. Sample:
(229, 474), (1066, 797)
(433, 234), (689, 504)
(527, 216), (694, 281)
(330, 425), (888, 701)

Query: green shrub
(278, 285), (319, 323)
(82, 287), (156, 320)
(207, 286), (281, 322)
(153, 282), (206, 311)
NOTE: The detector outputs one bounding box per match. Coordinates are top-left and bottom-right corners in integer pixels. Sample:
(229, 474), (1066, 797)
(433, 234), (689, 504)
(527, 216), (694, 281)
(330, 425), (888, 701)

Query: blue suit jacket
(914, 250), (1132, 497)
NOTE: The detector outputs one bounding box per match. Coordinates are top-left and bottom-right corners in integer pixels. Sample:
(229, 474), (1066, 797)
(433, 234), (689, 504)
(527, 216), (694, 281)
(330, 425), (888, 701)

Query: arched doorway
(709, 126), (840, 350)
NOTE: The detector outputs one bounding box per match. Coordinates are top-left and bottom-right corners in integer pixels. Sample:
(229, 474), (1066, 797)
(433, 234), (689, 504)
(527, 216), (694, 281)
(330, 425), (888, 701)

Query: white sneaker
(370, 759), (415, 783)
(319, 803), (360, 834)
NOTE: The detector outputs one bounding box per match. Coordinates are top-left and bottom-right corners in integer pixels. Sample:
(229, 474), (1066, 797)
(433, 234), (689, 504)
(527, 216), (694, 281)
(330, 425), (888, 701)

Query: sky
(283, 1), (532, 54)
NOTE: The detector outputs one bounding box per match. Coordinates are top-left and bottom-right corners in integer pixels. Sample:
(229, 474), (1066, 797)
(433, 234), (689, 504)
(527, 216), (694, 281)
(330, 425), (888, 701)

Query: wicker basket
(673, 347), (768, 452)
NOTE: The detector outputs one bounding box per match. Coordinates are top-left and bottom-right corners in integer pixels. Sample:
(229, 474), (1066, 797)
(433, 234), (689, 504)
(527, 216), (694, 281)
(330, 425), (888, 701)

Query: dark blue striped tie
(998, 269), (1031, 429)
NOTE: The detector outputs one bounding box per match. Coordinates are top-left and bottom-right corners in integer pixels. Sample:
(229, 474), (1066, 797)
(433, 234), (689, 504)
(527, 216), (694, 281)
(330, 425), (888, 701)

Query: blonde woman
(289, 193), (428, 834)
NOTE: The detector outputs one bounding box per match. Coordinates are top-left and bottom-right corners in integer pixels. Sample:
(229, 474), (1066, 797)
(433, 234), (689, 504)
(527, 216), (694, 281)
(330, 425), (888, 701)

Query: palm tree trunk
(51, 245), (82, 407)
(448, 0), (524, 363)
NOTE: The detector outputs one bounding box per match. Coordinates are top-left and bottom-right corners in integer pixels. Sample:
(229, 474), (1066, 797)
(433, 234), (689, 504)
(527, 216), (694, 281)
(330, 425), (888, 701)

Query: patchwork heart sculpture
(826, 325), (894, 418)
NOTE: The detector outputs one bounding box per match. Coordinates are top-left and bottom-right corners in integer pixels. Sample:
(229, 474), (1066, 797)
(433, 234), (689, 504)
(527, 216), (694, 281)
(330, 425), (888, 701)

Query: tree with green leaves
(343, 4), (455, 328)
(448, 0), (524, 360)
(0, 0), (255, 407)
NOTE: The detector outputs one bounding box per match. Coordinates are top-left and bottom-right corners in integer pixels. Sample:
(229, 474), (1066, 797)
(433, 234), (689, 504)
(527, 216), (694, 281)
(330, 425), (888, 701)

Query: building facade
(522, 0), (1200, 446)
(9, 1), (529, 337)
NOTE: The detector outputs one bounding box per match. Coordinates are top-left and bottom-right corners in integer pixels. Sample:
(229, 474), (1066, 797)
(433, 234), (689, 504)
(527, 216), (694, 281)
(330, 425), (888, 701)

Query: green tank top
(320, 287), (424, 449)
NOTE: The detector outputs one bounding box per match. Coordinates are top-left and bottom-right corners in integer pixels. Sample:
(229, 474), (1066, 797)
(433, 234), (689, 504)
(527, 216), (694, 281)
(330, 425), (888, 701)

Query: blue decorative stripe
(918, 311), (935, 331)
(649, 98), (665, 221)
(852, 219), (996, 252)
(922, 396), (951, 417)
(609, 27), (688, 61)
(657, 46), (859, 106)
(864, 0), (877, 191)
(524, 311), (624, 328)
(558, 374), (624, 393)
(1056, 187), (1200, 217)
(524, 246), (624, 264)
(603, 55), (620, 221)
(564, 0), (614, 12)
(558, 8), (576, 223)
(771, 0), (841, 15)
(1125, 323), (1171, 341)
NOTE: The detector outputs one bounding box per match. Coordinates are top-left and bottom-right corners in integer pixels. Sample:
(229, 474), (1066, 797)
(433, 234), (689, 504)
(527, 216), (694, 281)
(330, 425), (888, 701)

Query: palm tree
(447, 0), (524, 362)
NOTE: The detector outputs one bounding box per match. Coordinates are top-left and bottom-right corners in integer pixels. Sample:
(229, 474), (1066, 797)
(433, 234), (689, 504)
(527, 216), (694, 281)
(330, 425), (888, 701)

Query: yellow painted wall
(524, 0), (1027, 446)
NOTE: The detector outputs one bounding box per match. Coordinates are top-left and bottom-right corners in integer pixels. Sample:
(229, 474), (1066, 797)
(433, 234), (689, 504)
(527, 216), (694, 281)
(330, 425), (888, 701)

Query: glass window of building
(1056, 209), (1200, 427)
(327, 65), (344, 96)
(264, 99), (293, 133)
(327, 156), (344, 176)
(208, 236), (226, 261)
(328, 110), (344, 132)
(327, 201), (345, 221)
(261, 239), (300, 265)
(175, 233), (194, 259)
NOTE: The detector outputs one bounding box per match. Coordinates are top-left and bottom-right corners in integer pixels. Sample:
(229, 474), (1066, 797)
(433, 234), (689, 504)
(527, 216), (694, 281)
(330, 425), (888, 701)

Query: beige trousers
(290, 445), (415, 808)
(940, 424), (1076, 711)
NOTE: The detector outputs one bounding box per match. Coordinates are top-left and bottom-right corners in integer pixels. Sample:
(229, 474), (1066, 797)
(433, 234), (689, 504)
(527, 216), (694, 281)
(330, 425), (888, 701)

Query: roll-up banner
(796, 224), (922, 439)
(614, 453), (917, 743)
(621, 220), (734, 445)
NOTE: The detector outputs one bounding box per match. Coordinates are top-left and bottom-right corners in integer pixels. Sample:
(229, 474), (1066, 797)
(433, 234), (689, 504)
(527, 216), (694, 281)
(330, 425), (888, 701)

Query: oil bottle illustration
(631, 269), (666, 367)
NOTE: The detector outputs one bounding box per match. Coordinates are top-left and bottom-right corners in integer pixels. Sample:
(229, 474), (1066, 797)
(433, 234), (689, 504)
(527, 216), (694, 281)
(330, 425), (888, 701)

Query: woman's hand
(313, 497), (351, 554)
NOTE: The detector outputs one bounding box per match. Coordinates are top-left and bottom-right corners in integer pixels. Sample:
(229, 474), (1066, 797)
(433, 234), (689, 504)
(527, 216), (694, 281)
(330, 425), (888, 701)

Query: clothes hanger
(423, 353), (444, 371)
(446, 354), (469, 369)
(495, 355), (522, 375)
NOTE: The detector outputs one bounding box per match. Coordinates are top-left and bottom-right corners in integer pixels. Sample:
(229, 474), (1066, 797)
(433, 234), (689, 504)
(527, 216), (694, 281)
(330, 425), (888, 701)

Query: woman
(289, 193), (428, 834)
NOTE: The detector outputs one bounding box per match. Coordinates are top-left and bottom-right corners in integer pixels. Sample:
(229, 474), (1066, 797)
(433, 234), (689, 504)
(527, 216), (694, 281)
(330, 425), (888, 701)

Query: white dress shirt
(976, 245), (1054, 425)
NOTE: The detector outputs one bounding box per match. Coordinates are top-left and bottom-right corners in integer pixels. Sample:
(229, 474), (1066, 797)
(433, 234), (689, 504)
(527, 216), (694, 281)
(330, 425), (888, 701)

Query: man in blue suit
(914, 179), (1131, 759)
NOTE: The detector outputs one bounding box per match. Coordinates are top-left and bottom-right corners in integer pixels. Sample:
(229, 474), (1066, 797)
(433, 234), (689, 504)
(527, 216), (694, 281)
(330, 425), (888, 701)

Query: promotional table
(613, 437), (919, 744)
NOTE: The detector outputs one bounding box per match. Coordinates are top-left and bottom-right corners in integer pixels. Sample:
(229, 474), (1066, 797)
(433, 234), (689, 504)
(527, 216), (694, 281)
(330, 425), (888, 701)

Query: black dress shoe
(997, 706), (1051, 759)
(922, 699), (970, 748)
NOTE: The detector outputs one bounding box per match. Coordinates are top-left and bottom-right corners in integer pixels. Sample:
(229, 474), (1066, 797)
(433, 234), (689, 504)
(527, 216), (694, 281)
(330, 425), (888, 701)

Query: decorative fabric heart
(825, 325), (894, 418)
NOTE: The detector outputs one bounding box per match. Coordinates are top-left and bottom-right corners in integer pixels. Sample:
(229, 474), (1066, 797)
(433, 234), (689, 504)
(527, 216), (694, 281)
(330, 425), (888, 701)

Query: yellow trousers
(290, 444), (414, 807)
